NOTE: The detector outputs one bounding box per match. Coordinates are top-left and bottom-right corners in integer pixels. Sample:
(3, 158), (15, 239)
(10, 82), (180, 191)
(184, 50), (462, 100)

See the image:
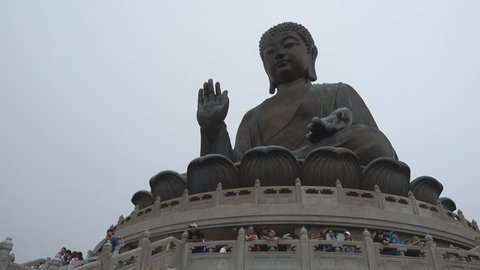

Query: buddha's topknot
(259, 22), (315, 59)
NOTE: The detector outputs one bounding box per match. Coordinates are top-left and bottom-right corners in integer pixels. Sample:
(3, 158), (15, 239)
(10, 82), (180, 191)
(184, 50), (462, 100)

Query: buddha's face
(261, 31), (311, 85)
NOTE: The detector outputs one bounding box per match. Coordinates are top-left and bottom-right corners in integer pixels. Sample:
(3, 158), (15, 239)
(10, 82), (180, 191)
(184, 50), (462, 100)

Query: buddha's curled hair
(259, 22), (315, 59)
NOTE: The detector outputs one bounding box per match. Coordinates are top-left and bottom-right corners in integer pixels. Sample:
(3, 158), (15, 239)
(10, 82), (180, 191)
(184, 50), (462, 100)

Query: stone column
(153, 196), (161, 217)
(299, 227), (310, 270)
(335, 180), (345, 205)
(408, 191), (420, 215)
(253, 179), (261, 205)
(295, 178), (303, 204)
(362, 229), (378, 270)
(99, 242), (112, 270)
(472, 220), (479, 231)
(235, 228), (245, 270)
(424, 234), (446, 270)
(139, 229), (151, 270)
(180, 231), (189, 270)
(47, 255), (62, 270)
(215, 183), (223, 207)
(0, 238), (13, 270)
(374, 185), (384, 209)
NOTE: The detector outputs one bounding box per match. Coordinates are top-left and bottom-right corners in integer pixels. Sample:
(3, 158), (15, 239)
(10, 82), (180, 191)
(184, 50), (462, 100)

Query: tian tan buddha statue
(138, 22), (445, 207)
(196, 22), (396, 167)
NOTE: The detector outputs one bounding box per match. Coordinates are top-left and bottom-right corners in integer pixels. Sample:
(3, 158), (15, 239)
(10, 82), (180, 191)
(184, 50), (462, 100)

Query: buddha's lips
(276, 60), (289, 67)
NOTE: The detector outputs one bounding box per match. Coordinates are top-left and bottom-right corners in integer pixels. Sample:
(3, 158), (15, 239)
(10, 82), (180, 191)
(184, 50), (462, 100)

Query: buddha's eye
(264, 49), (275, 57)
(284, 42), (296, 48)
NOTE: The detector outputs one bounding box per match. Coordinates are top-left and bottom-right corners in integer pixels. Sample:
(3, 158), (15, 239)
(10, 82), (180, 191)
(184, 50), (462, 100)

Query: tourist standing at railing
(342, 231), (356, 253)
(373, 231), (388, 244)
(308, 230), (324, 240)
(187, 223), (206, 253)
(187, 223), (205, 242)
(325, 230), (341, 252)
(106, 229), (120, 254)
(58, 247), (67, 265)
(410, 234), (425, 246)
(267, 230), (279, 241)
(70, 252), (80, 265)
(245, 226), (260, 251)
(387, 231), (401, 255)
(405, 234), (426, 257)
(58, 247), (66, 258)
(77, 252), (83, 261)
(259, 227), (269, 240)
(244, 226), (258, 241)
(62, 250), (72, 265)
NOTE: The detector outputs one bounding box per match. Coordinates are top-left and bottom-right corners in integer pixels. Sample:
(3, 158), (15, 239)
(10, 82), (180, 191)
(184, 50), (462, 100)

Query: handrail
(116, 183), (478, 235)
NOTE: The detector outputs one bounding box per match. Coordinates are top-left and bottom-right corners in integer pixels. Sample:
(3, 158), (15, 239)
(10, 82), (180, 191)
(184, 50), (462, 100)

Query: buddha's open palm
(197, 79), (229, 128)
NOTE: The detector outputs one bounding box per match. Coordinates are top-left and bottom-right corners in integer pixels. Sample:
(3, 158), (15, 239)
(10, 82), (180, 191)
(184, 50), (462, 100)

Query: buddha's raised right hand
(197, 79), (229, 130)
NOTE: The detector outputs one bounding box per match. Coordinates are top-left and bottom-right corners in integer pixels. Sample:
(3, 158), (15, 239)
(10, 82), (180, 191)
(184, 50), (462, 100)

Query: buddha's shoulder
(310, 82), (356, 93)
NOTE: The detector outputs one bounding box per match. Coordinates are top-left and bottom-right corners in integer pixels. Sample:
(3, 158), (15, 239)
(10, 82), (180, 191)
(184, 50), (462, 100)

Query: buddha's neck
(276, 78), (311, 97)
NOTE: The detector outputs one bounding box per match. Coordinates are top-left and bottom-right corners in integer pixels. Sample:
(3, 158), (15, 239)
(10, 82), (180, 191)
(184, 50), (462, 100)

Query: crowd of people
(97, 223), (426, 257)
(57, 247), (84, 266)
(372, 230), (426, 256)
(55, 228), (127, 268)
(185, 223), (427, 257)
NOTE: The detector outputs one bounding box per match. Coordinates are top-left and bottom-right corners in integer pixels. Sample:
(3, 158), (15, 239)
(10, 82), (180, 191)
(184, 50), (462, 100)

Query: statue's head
(259, 22), (318, 94)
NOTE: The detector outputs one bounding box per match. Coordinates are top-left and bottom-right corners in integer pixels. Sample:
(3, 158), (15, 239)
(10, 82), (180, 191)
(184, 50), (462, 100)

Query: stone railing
(5, 228), (480, 270)
(116, 180), (479, 234)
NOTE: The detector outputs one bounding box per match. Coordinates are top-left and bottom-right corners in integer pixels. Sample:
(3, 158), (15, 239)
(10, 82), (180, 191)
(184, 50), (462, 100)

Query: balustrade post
(472, 220), (479, 231)
(116, 215), (125, 229)
(215, 182), (223, 207)
(47, 255), (61, 270)
(153, 196), (161, 217)
(0, 238), (13, 270)
(39, 261), (48, 270)
(408, 191), (420, 216)
(295, 178), (303, 204)
(99, 242), (112, 270)
(235, 227), (245, 270)
(254, 179), (261, 205)
(131, 205), (140, 224)
(180, 189), (189, 212)
(362, 229), (378, 270)
(374, 185), (385, 209)
(335, 180), (345, 205)
(436, 199), (447, 221)
(299, 227), (310, 270)
(180, 231), (189, 270)
(457, 210), (469, 228)
(139, 229), (151, 270)
(424, 234), (445, 270)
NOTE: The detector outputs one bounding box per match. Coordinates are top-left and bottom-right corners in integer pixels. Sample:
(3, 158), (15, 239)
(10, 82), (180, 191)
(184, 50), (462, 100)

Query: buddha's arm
(200, 122), (237, 160)
(335, 83), (378, 127)
(202, 109), (257, 162)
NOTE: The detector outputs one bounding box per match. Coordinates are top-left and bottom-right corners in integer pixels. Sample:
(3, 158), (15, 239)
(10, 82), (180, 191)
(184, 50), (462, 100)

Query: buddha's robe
(200, 83), (396, 166)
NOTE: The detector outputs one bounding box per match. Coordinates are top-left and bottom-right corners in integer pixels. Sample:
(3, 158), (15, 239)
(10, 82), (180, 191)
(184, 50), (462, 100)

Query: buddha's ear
(307, 45), (318, 82)
(264, 60), (276, 94)
(269, 79), (276, 94)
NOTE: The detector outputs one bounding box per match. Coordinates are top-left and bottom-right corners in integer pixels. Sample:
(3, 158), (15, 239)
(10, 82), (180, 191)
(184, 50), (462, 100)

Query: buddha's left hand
(305, 107), (353, 143)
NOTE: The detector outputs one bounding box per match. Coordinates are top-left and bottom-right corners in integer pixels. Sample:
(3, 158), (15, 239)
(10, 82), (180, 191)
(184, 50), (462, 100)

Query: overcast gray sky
(1, 0), (479, 263)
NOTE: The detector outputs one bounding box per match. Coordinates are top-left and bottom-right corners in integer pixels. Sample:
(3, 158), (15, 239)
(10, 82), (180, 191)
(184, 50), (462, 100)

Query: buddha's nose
(275, 51), (286, 59)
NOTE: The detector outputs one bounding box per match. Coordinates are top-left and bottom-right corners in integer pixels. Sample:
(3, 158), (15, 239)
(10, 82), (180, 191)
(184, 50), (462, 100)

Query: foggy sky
(1, 0), (479, 263)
